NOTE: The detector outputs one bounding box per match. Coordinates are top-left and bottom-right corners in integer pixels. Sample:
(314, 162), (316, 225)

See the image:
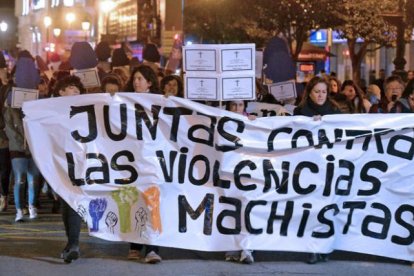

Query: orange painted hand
(143, 186), (162, 233)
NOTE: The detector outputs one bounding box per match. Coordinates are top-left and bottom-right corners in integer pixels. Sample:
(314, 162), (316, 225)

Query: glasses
(387, 86), (403, 92)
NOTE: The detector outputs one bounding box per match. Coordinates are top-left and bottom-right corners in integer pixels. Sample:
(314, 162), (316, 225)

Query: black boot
(61, 244), (80, 263)
(307, 253), (320, 264)
(320, 253), (330, 262)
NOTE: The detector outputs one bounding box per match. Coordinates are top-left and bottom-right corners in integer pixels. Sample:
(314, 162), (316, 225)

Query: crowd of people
(0, 40), (413, 265)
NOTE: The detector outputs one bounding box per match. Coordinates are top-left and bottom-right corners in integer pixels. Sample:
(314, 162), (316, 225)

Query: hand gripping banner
(23, 93), (414, 261)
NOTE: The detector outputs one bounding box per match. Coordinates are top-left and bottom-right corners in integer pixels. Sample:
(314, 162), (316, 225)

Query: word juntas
(68, 103), (414, 157)
(65, 104), (413, 191)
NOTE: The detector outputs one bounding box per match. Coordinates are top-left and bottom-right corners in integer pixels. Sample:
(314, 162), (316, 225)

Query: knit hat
(69, 41), (98, 70)
(95, 41), (111, 62)
(143, 43), (160, 63)
(15, 57), (40, 89)
(111, 48), (130, 67)
(18, 50), (33, 60)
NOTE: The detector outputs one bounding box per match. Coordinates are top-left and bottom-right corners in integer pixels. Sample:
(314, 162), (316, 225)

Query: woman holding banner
(125, 65), (163, 264)
(53, 75), (87, 263)
(293, 76), (341, 264)
(294, 76), (341, 117)
(223, 99), (256, 264)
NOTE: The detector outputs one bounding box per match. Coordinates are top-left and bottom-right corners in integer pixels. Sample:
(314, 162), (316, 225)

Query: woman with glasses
(370, 75), (405, 113)
(390, 79), (414, 113)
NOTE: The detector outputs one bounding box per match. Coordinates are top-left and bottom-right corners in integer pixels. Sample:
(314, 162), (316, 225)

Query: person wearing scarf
(293, 76), (341, 264)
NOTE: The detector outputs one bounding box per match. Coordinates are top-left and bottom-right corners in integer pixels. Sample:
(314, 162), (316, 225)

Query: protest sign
(71, 68), (101, 88)
(11, 87), (39, 108)
(23, 94), (414, 261)
(268, 80), (297, 101)
(245, 102), (292, 117)
(183, 44), (255, 101)
(185, 76), (219, 100)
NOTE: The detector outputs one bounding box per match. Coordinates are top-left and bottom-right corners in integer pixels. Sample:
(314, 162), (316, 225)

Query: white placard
(221, 46), (254, 71)
(185, 76), (219, 100)
(184, 49), (217, 71)
(11, 87), (39, 108)
(183, 44), (256, 101)
(246, 101), (292, 116)
(222, 76), (255, 100)
(269, 80), (297, 101)
(255, 51), (263, 78)
(71, 67), (101, 88)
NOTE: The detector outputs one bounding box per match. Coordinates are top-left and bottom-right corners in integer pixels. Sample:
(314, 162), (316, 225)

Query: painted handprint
(77, 205), (87, 222)
(143, 186), (162, 233)
(111, 186), (139, 233)
(135, 207), (148, 237)
(89, 198), (108, 232)
(105, 211), (118, 234)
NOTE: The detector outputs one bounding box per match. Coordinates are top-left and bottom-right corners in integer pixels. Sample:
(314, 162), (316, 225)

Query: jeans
(11, 157), (40, 209)
(0, 148), (11, 196)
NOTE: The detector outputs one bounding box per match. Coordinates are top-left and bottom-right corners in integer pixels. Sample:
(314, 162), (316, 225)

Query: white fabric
(23, 93), (414, 261)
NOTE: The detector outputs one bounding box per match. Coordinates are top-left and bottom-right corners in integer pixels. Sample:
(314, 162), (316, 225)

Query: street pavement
(0, 195), (413, 276)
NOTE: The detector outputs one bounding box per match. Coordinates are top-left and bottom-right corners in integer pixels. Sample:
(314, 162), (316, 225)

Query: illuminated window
(64, 0), (74, 6)
(51, 0), (59, 7)
(23, 0), (30, 15)
(33, 0), (45, 9)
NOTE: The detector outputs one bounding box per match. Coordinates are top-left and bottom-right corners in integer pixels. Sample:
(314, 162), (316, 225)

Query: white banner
(23, 94), (414, 261)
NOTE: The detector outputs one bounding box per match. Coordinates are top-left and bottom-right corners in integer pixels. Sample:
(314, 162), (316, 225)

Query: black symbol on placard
(234, 51), (239, 59)
(235, 80), (240, 87)
(200, 80), (204, 87)
(198, 51), (203, 59)
(105, 211), (118, 234)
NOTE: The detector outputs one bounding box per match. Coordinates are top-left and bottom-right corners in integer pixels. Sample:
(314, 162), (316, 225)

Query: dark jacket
(294, 99), (341, 117)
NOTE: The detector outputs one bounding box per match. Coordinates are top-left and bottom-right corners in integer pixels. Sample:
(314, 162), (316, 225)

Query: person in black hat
(54, 75), (86, 263)
(95, 41), (112, 74)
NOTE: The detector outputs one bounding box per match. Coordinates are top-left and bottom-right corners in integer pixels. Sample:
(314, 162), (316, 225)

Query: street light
(0, 21), (7, 32)
(66, 12), (76, 28)
(44, 16), (52, 64)
(0, 21), (7, 50)
(81, 20), (91, 41)
(381, 0), (407, 80)
(53, 28), (61, 38)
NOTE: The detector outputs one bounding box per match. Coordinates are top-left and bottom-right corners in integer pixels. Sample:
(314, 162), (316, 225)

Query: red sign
(299, 64), (315, 72)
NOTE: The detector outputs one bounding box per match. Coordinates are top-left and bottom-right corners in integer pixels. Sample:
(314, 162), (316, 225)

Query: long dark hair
(341, 79), (367, 113)
(160, 75), (183, 97)
(298, 76), (329, 107)
(401, 78), (414, 98)
(124, 64), (160, 93)
(53, 75), (86, 97)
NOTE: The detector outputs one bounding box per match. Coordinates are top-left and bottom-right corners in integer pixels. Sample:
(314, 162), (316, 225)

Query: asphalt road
(0, 196), (413, 276)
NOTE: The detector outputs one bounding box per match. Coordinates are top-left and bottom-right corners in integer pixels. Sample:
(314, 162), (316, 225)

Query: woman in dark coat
(294, 76), (341, 264)
(294, 76), (341, 117)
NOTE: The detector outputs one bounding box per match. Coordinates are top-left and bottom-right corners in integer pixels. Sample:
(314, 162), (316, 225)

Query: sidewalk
(0, 197), (413, 276)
